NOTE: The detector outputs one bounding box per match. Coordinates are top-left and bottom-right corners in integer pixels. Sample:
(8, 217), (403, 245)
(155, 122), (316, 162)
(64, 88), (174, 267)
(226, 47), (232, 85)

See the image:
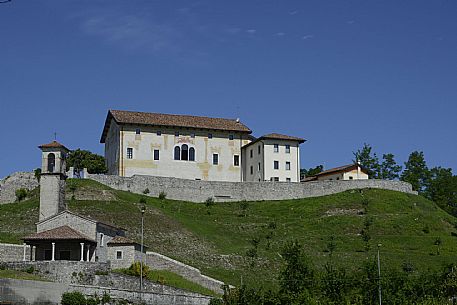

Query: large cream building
(101, 110), (305, 182)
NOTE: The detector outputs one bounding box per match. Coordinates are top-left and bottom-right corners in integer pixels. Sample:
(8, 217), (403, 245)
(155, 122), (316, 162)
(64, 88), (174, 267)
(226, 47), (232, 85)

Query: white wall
(262, 139), (301, 182)
(108, 125), (251, 182)
(242, 141), (264, 182)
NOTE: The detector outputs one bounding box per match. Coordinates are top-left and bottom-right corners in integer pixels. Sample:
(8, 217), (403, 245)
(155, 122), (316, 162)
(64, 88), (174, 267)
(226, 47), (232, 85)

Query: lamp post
(377, 243), (382, 305)
(140, 204), (146, 294)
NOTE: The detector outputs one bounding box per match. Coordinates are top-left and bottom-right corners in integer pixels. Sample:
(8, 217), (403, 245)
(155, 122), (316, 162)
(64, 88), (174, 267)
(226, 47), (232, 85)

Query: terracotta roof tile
(101, 110), (252, 143)
(260, 133), (305, 143)
(38, 141), (70, 151)
(23, 226), (95, 242)
(107, 235), (137, 245)
(315, 164), (367, 177)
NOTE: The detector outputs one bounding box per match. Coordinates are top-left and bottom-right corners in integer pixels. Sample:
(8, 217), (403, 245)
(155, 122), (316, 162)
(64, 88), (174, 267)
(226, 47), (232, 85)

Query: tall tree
(379, 153), (402, 180)
(425, 167), (457, 215)
(353, 143), (380, 178)
(400, 151), (430, 193)
(66, 149), (107, 175)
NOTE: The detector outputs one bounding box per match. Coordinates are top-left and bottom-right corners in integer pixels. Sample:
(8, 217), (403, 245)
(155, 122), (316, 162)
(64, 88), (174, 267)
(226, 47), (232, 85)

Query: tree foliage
(379, 153), (402, 180)
(353, 143), (380, 179)
(300, 165), (324, 178)
(66, 149), (107, 175)
(425, 167), (457, 215)
(400, 151), (430, 193)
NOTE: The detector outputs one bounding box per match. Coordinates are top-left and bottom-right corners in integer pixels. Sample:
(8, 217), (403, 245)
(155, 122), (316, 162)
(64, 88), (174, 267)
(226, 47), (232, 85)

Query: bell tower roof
(38, 141), (70, 152)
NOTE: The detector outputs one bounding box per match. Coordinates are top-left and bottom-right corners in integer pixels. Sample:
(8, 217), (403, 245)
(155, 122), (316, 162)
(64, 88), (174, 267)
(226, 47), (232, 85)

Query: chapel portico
(23, 225), (96, 262)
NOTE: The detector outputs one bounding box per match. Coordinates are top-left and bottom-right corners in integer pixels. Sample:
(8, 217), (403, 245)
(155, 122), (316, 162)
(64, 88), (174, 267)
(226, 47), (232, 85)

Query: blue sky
(1, 0), (456, 178)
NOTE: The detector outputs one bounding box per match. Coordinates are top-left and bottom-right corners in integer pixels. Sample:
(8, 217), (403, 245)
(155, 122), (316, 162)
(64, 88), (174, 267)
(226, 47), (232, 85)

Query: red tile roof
(38, 141), (70, 151)
(315, 164), (367, 177)
(107, 235), (138, 246)
(101, 110), (252, 143)
(260, 133), (305, 143)
(23, 226), (95, 242)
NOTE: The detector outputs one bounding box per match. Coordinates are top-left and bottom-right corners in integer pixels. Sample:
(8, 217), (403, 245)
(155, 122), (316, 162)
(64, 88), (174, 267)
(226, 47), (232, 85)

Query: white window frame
(116, 250), (123, 260)
(286, 162), (291, 171)
(285, 145), (290, 154)
(274, 161), (279, 170)
(127, 148), (133, 159)
(274, 144), (279, 153)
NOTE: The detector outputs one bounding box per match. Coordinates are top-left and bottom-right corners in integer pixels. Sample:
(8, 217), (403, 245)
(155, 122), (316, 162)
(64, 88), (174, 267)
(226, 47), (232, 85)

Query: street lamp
(140, 204), (146, 294)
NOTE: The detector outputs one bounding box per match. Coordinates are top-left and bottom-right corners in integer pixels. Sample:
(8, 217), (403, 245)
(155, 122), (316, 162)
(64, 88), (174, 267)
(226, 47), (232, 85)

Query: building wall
(316, 172), (344, 181)
(108, 124), (251, 182)
(343, 169), (369, 180)
(107, 245), (136, 269)
(262, 139), (300, 182)
(105, 121), (120, 175)
(38, 175), (66, 221)
(242, 141), (264, 182)
(87, 174), (417, 203)
(37, 212), (97, 240)
(0, 243), (30, 262)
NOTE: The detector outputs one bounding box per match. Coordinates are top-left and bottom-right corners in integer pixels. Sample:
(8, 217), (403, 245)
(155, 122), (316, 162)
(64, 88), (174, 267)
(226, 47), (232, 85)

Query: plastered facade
(242, 139), (301, 182)
(108, 125), (251, 182)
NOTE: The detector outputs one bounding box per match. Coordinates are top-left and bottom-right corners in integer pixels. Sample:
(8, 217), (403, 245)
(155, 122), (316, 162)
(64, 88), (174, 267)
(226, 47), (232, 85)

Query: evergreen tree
(379, 153), (402, 180)
(300, 165), (323, 178)
(425, 167), (457, 215)
(353, 143), (380, 178)
(66, 149), (107, 175)
(400, 151), (430, 193)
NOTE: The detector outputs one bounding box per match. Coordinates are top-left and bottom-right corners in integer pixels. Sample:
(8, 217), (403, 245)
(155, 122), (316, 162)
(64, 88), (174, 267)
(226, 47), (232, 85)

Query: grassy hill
(1, 179), (456, 289)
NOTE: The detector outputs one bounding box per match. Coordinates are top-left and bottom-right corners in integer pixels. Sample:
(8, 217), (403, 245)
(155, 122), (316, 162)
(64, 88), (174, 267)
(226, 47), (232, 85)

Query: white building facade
(101, 110), (305, 182)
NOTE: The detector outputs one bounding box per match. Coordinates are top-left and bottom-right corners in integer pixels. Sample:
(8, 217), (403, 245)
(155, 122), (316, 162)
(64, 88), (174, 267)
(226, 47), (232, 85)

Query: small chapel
(22, 141), (143, 268)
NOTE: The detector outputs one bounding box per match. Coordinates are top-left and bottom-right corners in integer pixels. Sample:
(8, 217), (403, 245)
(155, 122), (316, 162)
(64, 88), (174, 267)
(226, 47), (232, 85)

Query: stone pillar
(51, 242), (55, 261)
(23, 243), (27, 261)
(86, 246), (90, 262)
(31, 246), (35, 261)
(80, 242), (84, 261)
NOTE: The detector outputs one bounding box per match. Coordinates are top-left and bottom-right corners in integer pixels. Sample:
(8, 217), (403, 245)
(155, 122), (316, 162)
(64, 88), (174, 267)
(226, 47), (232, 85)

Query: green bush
(143, 188), (150, 194)
(205, 197), (215, 207)
(15, 188), (28, 202)
(61, 291), (86, 305)
(124, 262), (150, 277)
(209, 298), (223, 305)
(158, 191), (167, 200)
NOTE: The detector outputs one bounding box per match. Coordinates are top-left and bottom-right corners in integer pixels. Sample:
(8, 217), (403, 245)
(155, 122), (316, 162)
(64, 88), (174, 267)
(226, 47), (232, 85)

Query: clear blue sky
(1, 0), (456, 178)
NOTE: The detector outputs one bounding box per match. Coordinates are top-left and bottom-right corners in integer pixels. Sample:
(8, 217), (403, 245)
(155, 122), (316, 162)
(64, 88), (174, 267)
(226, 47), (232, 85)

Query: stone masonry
(87, 173), (417, 203)
(0, 172), (39, 204)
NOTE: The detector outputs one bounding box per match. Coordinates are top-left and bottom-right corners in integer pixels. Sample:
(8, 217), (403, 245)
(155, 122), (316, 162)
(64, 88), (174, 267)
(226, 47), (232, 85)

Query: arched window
(47, 153), (56, 173)
(174, 146), (180, 160)
(189, 147), (195, 161)
(181, 144), (189, 161)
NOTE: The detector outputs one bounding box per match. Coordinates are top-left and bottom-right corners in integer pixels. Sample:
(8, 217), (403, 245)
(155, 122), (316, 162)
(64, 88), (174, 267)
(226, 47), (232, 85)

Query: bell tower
(38, 141), (69, 221)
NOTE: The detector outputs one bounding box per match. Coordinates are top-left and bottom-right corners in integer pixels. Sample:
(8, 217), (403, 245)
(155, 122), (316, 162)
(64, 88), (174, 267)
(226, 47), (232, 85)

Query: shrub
(25, 266), (35, 274)
(34, 168), (41, 182)
(209, 298), (223, 305)
(205, 197), (215, 207)
(86, 297), (99, 305)
(61, 291), (86, 305)
(15, 188), (28, 202)
(143, 188), (150, 194)
(139, 197), (147, 204)
(124, 262), (150, 277)
(158, 191), (167, 200)
(101, 292), (111, 304)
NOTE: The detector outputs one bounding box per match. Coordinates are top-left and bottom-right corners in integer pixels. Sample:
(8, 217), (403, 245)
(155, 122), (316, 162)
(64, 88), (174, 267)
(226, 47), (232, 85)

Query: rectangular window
(154, 150), (160, 161)
(274, 144), (279, 153)
(191, 133), (196, 138)
(213, 153), (219, 165)
(274, 177), (279, 182)
(258, 146), (261, 154)
(285, 145), (290, 154)
(135, 128), (141, 135)
(127, 148), (133, 159)
(234, 155), (240, 166)
(250, 149), (253, 158)
(274, 161), (279, 170)
(250, 166), (253, 175)
(258, 162), (261, 171)
(116, 251), (123, 260)
(286, 178), (291, 182)
(286, 162), (291, 170)
(175, 131), (179, 137)
(208, 133), (213, 139)
(229, 134), (234, 140)
(157, 131), (162, 136)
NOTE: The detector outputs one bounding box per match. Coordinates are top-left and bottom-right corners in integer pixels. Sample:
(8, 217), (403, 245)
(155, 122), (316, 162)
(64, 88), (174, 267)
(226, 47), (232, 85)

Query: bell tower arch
(38, 141), (69, 221)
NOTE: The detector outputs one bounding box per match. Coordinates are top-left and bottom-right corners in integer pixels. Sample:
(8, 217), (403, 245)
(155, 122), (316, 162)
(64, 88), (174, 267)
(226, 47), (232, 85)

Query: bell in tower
(38, 141), (69, 221)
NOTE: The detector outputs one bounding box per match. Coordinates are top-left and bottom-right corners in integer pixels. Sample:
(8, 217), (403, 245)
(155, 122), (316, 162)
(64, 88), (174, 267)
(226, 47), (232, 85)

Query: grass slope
(1, 179), (456, 289)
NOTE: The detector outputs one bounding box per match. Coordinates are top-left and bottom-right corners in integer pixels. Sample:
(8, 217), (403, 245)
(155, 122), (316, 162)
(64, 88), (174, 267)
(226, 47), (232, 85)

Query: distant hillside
(1, 178), (456, 289)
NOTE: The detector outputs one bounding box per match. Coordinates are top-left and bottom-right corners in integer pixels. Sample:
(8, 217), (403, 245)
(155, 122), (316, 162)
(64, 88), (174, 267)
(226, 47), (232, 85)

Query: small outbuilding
(302, 164), (369, 182)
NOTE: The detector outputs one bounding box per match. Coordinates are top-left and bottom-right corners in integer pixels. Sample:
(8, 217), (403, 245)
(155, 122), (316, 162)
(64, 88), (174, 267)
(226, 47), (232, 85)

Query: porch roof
(23, 226), (96, 243)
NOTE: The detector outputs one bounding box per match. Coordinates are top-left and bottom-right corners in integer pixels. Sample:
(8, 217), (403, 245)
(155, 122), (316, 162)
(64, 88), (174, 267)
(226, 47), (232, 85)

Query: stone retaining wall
(87, 174), (417, 203)
(0, 172), (39, 204)
(145, 251), (225, 294)
(0, 243), (30, 262)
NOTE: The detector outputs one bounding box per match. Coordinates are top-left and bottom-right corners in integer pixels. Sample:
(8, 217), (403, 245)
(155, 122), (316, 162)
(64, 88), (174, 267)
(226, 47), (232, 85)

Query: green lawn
(1, 179), (456, 290)
(0, 269), (46, 281)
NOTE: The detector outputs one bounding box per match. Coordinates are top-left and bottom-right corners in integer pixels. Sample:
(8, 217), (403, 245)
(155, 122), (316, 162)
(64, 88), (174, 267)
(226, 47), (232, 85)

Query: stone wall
(0, 172), (39, 204)
(87, 174), (417, 203)
(1, 261), (110, 284)
(0, 277), (212, 305)
(145, 251), (225, 294)
(0, 243), (30, 262)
